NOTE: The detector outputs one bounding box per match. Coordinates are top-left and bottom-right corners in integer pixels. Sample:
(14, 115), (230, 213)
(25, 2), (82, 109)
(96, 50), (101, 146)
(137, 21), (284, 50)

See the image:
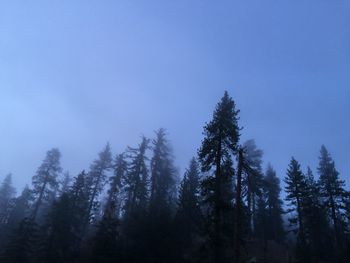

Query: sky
(0, 0), (349, 192)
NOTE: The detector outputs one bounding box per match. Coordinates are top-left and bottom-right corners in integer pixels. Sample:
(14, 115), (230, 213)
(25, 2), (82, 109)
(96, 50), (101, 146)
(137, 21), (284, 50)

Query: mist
(0, 1), (350, 263)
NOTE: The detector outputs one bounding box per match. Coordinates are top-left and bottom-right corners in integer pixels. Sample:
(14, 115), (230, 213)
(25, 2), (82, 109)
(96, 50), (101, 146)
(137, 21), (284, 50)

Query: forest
(0, 91), (349, 263)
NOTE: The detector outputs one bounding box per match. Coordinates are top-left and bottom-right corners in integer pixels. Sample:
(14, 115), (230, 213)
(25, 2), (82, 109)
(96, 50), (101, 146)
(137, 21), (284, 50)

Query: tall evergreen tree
(31, 148), (62, 221)
(284, 157), (308, 261)
(318, 145), (348, 247)
(198, 91), (240, 263)
(261, 164), (284, 242)
(242, 139), (263, 237)
(174, 158), (202, 262)
(85, 143), (112, 227)
(124, 136), (150, 217)
(106, 153), (127, 218)
(0, 174), (16, 225)
(149, 128), (177, 217)
(147, 128), (178, 263)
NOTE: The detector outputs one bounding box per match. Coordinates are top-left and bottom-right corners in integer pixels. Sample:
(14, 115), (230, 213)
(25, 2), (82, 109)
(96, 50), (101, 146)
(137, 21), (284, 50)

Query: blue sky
(0, 0), (349, 191)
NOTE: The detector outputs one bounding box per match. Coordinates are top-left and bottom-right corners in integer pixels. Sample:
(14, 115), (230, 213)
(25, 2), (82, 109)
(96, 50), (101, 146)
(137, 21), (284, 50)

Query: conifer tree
(106, 153), (127, 218)
(174, 158), (202, 261)
(31, 148), (62, 221)
(242, 139), (263, 236)
(262, 164), (284, 242)
(149, 128), (177, 217)
(85, 143), (112, 227)
(318, 145), (348, 246)
(0, 174), (16, 225)
(284, 157), (308, 261)
(124, 136), (150, 217)
(198, 91), (240, 263)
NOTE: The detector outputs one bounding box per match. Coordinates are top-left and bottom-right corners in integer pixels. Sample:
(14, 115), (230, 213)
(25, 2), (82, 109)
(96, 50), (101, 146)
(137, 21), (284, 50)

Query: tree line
(0, 91), (349, 263)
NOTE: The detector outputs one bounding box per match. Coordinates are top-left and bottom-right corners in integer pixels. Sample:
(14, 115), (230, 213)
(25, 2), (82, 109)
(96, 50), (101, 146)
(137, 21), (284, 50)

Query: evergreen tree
(31, 148), (62, 221)
(242, 139), (263, 237)
(124, 136), (150, 217)
(262, 164), (284, 242)
(0, 217), (38, 263)
(198, 91), (240, 263)
(85, 143), (112, 227)
(106, 153), (127, 218)
(40, 171), (90, 262)
(149, 128), (177, 217)
(0, 174), (16, 225)
(147, 128), (178, 263)
(303, 167), (333, 262)
(318, 145), (348, 247)
(284, 157), (308, 261)
(174, 158), (202, 262)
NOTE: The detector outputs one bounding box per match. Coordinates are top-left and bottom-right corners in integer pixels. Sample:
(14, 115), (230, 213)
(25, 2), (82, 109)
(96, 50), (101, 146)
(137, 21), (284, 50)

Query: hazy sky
(1, 0), (349, 191)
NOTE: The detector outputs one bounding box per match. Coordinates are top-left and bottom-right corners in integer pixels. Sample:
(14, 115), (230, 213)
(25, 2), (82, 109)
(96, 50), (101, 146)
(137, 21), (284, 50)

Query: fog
(1, 0), (349, 190)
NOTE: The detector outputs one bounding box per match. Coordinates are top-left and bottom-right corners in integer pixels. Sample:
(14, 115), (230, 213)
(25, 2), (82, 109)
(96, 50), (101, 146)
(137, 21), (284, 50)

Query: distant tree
(198, 91), (240, 263)
(174, 158), (202, 261)
(124, 136), (150, 217)
(0, 174), (16, 225)
(0, 217), (38, 263)
(85, 143), (112, 227)
(104, 153), (127, 218)
(31, 148), (62, 221)
(284, 157), (309, 261)
(318, 145), (348, 247)
(59, 171), (71, 196)
(147, 128), (178, 263)
(242, 139), (263, 237)
(303, 167), (333, 262)
(40, 171), (90, 262)
(149, 128), (178, 217)
(91, 200), (121, 263)
(0, 174), (17, 249)
(261, 164), (285, 242)
(7, 186), (33, 227)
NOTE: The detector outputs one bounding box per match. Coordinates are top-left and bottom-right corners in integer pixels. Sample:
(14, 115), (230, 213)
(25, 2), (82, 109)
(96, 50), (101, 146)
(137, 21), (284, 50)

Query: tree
(242, 139), (263, 237)
(261, 164), (284, 242)
(85, 143), (112, 228)
(105, 153), (127, 218)
(198, 91), (240, 263)
(318, 145), (348, 247)
(149, 128), (177, 218)
(0, 174), (16, 225)
(284, 157), (308, 261)
(147, 128), (178, 263)
(303, 167), (333, 262)
(174, 158), (202, 262)
(124, 136), (150, 217)
(31, 148), (62, 221)
(0, 174), (17, 249)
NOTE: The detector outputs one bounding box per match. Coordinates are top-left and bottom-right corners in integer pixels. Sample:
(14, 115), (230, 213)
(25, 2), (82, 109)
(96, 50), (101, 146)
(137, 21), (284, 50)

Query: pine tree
(149, 128), (177, 218)
(174, 158), (202, 261)
(262, 164), (284, 242)
(105, 153), (127, 218)
(31, 148), (62, 221)
(0, 174), (16, 225)
(0, 217), (38, 263)
(284, 157), (308, 261)
(303, 167), (333, 262)
(124, 136), (150, 217)
(147, 128), (178, 263)
(198, 91), (240, 263)
(318, 145), (348, 247)
(85, 143), (112, 228)
(242, 139), (263, 237)
(7, 186), (33, 228)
